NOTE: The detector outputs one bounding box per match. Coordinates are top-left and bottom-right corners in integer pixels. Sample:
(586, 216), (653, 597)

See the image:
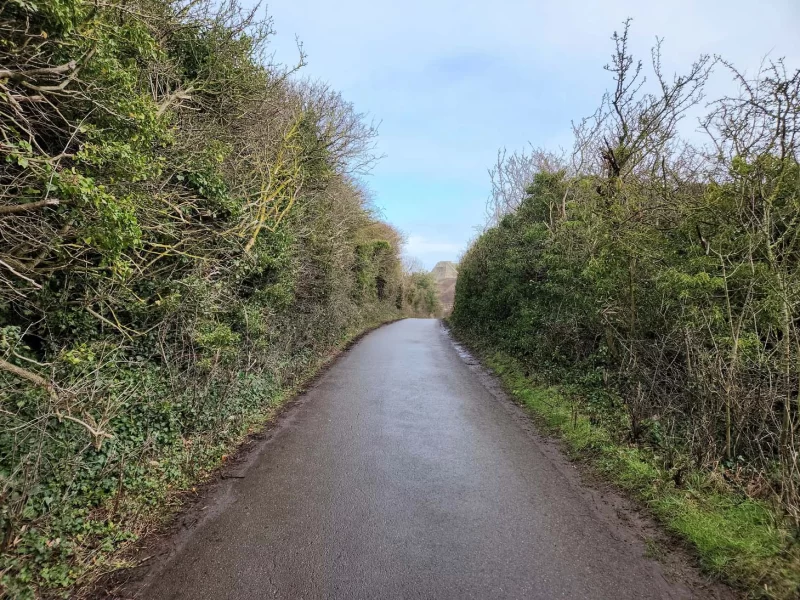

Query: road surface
(143, 319), (697, 599)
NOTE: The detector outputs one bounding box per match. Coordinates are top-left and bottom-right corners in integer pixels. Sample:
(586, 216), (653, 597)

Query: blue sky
(262, 0), (800, 270)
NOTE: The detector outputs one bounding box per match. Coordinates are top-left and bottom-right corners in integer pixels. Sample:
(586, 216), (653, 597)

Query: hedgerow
(451, 21), (800, 597)
(0, 0), (437, 596)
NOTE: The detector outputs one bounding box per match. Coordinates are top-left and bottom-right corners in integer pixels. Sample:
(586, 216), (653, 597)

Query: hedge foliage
(0, 0), (437, 596)
(453, 23), (800, 531)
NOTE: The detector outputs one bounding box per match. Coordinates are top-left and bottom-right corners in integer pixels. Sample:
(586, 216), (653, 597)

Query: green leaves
(1, 0), (408, 595)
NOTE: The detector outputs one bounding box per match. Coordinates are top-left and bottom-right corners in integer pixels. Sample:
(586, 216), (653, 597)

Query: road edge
(91, 318), (406, 599)
(440, 320), (742, 600)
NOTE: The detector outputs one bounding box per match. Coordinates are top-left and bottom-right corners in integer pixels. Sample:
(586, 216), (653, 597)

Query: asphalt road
(143, 319), (695, 600)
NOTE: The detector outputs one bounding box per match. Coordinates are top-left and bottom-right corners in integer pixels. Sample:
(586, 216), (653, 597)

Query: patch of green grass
(644, 537), (666, 560)
(479, 349), (800, 599)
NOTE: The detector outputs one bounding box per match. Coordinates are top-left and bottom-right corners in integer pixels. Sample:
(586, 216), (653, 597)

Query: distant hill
(431, 261), (458, 280)
(430, 261), (458, 315)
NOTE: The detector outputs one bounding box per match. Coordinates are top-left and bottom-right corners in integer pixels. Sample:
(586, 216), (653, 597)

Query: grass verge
(453, 335), (799, 600)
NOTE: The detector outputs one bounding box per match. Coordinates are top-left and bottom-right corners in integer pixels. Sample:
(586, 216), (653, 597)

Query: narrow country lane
(141, 319), (697, 600)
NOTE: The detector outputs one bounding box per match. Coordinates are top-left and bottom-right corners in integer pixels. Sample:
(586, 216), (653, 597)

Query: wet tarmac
(144, 319), (698, 600)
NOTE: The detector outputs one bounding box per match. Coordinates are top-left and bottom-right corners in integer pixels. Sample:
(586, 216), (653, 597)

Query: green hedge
(0, 0), (436, 596)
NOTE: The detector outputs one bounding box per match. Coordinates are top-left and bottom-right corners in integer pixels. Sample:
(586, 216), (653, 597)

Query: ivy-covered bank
(0, 0), (438, 596)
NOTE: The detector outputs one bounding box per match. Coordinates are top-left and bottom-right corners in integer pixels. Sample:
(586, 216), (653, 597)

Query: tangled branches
(458, 23), (800, 525)
(0, 0), (434, 595)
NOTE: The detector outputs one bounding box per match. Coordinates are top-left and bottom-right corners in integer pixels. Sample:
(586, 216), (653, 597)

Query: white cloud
(404, 235), (463, 267)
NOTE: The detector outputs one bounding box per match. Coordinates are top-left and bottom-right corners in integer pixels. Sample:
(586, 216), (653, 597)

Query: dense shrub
(402, 272), (441, 318)
(453, 23), (800, 525)
(0, 0), (436, 595)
